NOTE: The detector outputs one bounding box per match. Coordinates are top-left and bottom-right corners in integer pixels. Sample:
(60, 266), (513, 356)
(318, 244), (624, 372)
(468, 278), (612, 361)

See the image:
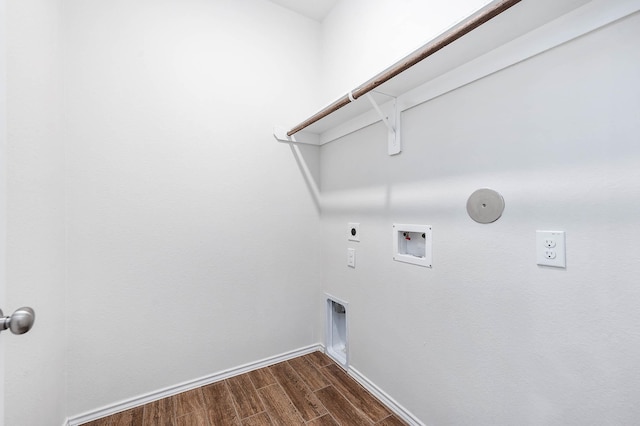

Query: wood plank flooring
(81, 351), (407, 426)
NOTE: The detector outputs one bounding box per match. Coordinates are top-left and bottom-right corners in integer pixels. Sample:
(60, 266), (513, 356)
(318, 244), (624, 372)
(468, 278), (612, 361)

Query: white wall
(319, 0), (491, 104)
(319, 5), (640, 425)
(62, 0), (323, 416)
(7, 0), (640, 424)
(4, 0), (67, 424)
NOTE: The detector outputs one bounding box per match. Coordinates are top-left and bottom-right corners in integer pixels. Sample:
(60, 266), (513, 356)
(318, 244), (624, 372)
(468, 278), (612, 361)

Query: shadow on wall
(286, 112), (640, 223)
(290, 143), (321, 213)
(289, 136), (396, 216)
(284, 35), (640, 219)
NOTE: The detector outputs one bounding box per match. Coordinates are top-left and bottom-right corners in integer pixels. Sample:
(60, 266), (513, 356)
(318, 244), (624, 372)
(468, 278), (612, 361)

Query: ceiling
(267, 0), (340, 22)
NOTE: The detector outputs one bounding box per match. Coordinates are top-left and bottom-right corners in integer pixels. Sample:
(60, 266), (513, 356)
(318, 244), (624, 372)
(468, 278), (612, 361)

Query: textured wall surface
(319, 9), (640, 425)
(61, 0), (324, 415)
(319, 0), (492, 103)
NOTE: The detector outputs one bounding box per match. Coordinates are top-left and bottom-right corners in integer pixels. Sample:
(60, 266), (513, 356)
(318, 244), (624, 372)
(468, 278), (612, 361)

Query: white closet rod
(287, 0), (522, 137)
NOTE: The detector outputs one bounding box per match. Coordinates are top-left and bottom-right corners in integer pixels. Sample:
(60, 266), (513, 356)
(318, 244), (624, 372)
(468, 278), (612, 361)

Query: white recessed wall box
(325, 294), (348, 370)
(392, 224), (432, 268)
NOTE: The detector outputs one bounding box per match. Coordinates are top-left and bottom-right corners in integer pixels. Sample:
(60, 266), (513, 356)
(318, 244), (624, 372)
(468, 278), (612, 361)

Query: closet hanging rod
(287, 0), (522, 137)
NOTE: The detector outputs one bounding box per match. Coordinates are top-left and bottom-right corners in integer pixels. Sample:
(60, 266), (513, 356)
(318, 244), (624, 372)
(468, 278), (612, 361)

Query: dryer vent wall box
(393, 224), (432, 267)
(326, 295), (348, 370)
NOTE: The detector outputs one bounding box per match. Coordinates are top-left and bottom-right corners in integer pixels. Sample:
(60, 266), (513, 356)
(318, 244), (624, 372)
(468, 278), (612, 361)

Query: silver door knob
(0, 307), (35, 335)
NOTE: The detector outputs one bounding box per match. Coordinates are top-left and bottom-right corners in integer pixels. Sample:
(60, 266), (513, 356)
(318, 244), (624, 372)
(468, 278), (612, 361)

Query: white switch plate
(536, 230), (566, 268)
(348, 223), (360, 242)
(347, 248), (356, 268)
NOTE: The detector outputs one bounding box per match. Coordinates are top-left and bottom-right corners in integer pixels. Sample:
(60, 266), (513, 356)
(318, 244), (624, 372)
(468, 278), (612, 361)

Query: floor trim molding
(64, 344), (427, 426)
(64, 343), (322, 426)
(349, 366), (426, 426)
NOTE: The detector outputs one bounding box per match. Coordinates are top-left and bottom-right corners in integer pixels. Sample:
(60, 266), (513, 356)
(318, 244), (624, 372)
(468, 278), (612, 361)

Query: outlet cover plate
(536, 230), (566, 268)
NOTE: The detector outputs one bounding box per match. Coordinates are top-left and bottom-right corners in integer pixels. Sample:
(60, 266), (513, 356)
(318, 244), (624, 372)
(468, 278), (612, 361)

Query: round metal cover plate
(466, 188), (505, 224)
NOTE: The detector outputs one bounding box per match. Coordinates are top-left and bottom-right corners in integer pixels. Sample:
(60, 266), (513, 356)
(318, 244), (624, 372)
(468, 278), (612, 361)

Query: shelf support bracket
(365, 93), (401, 156)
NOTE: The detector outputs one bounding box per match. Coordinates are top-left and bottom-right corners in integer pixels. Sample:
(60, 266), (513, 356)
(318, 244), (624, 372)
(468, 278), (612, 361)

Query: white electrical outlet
(536, 230), (566, 268)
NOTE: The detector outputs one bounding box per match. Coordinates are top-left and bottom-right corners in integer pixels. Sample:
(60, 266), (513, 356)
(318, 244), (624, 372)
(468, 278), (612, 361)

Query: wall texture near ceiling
(319, 5), (640, 425)
(320, 0), (492, 104)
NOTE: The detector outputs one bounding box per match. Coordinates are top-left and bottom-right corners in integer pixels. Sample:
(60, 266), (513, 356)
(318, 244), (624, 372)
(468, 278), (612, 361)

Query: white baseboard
(349, 366), (426, 426)
(64, 344), (426, 426)
(64, 343), (322, 426)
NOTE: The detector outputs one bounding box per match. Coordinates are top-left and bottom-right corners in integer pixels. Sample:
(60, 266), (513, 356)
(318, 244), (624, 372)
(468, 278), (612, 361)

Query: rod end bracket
(273, 126), (321, 146)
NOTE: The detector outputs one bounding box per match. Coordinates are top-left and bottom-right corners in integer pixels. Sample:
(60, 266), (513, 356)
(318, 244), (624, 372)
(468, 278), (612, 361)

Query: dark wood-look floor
(81, 351), (407, 426)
